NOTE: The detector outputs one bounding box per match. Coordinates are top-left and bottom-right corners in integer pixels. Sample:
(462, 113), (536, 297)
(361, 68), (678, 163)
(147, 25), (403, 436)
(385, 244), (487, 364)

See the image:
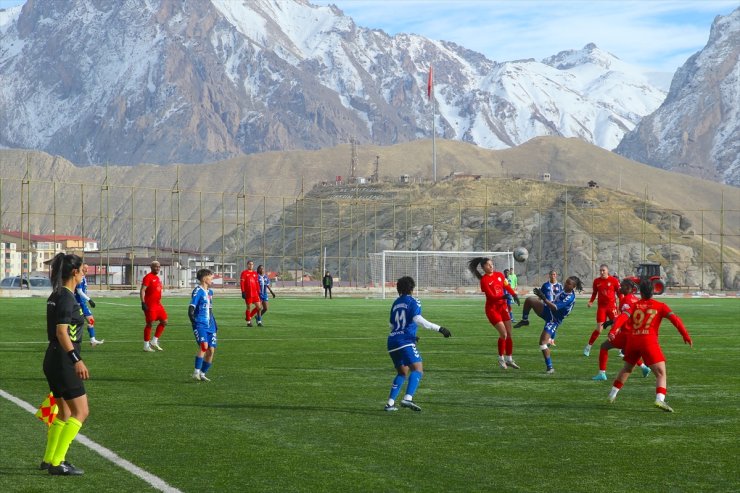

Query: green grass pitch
(1, 294), (738, 492)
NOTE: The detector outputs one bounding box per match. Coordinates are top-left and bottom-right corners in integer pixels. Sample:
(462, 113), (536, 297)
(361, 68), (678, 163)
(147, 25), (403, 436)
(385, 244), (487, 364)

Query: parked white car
(0, 275), (52, 289)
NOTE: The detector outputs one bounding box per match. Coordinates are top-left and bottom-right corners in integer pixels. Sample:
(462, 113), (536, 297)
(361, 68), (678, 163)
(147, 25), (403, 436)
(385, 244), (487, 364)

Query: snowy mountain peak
(616, 6), (740, 185)
(0, 4), (22, 32)
(1, 0), (669, 168)
(708, 6), (740, 44)
(542, 43), (633, 74)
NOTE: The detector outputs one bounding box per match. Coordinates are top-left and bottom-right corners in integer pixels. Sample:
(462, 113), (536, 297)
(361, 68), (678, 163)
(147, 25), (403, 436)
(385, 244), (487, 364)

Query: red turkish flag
(427, 65), (433, 100)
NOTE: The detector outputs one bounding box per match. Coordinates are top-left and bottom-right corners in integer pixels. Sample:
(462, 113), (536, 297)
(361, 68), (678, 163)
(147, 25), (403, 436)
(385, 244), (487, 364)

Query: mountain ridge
(0, 0), (665, 166)
(616, 7), (740, 185)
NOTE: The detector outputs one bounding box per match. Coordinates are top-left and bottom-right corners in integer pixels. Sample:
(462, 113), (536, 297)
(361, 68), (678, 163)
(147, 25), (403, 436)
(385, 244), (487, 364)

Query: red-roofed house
(1, 230), (97, 276)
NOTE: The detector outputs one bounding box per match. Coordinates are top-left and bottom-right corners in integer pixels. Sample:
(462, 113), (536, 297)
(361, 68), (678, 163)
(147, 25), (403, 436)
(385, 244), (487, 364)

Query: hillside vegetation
(234, 176), (738, 289)
(1, 137), (737, 287)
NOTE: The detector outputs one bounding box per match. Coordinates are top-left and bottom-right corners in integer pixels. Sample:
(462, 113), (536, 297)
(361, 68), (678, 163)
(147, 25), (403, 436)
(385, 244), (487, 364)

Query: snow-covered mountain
(0, 0), (666, 166)
(616, 7), (740, 186)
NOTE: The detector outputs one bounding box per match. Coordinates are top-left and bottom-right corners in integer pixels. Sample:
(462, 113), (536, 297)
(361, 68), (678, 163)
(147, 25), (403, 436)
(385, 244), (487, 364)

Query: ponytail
(639, 279), (654, 299)
(49, 252), (83, 292)
(567, 276), (584, 293)
(467, 257), (488, 280)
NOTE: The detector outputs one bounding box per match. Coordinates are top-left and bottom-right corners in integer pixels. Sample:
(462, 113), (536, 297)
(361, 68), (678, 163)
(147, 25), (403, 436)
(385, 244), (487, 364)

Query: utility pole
(349, 137), (358, 182)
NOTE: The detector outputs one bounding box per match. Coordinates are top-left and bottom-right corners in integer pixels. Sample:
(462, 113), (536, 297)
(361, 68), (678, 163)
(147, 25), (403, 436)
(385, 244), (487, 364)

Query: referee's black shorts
(43, 341), (86, 400)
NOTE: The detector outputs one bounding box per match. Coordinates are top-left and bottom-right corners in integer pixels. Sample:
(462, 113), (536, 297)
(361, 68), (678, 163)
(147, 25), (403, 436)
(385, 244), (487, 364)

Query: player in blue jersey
(255, 265), (276, 326)
(540, 270), (563, 346)
(541, 270), (563, 302)
(385, 276), (452, 412)
(514, 276), (583, 373)
(189, 269), (217, 382)
(503, 269), (517, 323)
(74, 263), (104, 347)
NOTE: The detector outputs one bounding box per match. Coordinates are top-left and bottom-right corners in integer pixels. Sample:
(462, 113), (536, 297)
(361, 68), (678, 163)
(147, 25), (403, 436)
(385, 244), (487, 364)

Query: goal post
(369, 250), (514, 299)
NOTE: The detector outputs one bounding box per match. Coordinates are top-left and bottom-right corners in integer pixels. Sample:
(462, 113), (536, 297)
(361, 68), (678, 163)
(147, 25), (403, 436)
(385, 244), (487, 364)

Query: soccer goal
(369, 250), (514, 298)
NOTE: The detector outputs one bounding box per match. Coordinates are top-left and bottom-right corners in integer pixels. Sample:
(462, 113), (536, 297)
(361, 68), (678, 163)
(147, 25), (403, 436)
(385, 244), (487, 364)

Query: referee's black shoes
(48, 461), (84, 476)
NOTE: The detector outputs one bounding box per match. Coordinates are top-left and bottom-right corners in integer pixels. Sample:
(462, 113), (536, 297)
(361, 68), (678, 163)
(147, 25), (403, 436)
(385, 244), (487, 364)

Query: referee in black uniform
(41, 253), (90, 476)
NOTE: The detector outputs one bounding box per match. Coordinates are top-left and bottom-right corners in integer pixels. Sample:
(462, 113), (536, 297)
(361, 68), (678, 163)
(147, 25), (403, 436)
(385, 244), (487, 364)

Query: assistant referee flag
(35, 392), (58, 426)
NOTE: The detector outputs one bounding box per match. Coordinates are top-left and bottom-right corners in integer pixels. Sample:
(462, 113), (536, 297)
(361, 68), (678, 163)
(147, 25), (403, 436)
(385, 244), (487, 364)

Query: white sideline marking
(0, 388), (183, 493)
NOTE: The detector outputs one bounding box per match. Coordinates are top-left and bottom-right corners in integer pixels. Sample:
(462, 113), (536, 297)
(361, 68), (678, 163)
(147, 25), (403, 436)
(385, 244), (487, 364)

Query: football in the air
(513, 247), (529, 263)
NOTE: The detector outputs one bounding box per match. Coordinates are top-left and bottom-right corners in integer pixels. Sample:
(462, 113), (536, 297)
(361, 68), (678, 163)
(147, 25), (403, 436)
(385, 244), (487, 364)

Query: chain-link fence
(2, 175), (738, 292)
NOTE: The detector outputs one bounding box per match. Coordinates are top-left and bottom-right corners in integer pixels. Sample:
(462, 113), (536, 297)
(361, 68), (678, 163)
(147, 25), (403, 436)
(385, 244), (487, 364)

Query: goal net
(369, 250), (514, 299)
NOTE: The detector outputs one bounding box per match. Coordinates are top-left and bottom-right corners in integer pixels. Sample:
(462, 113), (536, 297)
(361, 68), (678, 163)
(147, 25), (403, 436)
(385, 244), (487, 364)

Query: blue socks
(389, 374), (406, 401)
(406, 370), (423, 397)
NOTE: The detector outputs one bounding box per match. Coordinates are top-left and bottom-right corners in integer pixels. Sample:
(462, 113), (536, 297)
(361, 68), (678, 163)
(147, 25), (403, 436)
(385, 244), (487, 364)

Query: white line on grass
(0, 388), (183, 493)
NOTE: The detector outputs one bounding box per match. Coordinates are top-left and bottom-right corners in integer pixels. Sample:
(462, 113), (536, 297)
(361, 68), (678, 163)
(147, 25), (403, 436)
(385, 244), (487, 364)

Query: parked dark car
(0, 275), (52, 289)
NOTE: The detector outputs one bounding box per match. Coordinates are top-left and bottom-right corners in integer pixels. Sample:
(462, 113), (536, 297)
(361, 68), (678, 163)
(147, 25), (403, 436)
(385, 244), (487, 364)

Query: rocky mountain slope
(243, 177), (738, 290)
(0, 0), (665, 166)
(616, 7), (740, 185)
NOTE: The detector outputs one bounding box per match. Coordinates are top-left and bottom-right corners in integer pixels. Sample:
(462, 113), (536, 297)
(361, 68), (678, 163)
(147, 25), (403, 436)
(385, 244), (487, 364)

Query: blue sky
(314, 0), (738, 73)
(2, 0), (736, 73)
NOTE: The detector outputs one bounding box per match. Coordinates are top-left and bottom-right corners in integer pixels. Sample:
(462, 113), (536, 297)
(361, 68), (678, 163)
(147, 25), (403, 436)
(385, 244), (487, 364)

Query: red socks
(505, 337), (513, 356)
(154, 323), (165, 338)
(497, 337), (506, 356)
(144, 325), (152, 342)
(588, 329), (601, 345)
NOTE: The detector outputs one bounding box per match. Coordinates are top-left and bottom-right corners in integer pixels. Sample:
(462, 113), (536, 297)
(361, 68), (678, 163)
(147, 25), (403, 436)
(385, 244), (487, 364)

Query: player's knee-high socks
(505, 337), (513, 356)
(43, 417), (66, 463)
(87, 325), (96, 339)
(249, 307), (260, 319)
(599, 348), (609, 371)
(588, 329), (601, 345)
(144, 324), (152, 342)
(405, 370), (423, 398)
(497, 337), (506, 357)
(154, 323), (165, 339)
(388, 374), (406, 403)
(51, 417), (82, 466)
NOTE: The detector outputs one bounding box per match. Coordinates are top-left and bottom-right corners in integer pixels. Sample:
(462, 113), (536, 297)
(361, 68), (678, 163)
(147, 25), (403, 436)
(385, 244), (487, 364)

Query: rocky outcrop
(616, 7), (740, 185)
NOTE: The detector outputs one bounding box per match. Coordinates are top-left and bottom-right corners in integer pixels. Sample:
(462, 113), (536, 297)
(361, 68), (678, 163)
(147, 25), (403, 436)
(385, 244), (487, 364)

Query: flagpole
(432, 92), (436, 183)
(428, 65), (436, 183)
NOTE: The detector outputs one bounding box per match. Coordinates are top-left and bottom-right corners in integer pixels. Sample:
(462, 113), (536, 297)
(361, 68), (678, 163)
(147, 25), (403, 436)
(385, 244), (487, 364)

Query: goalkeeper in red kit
(583, 264), (621, 356)
(607, 279), (693, 412)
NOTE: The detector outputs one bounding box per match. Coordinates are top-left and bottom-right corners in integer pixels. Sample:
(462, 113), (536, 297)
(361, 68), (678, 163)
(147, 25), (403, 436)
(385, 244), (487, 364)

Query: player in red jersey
(591, 279), (650, 381)
(607, 279), (693, 412)
(468, 257), (520, 369)
(583, 264), (621, 356)
(140, 261), (168, 352)
(240, 260), (262, 327)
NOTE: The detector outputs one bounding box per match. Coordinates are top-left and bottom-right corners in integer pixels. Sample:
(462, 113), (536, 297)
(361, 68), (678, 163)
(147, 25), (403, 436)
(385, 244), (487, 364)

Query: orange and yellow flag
(35, 392), (58, 426)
